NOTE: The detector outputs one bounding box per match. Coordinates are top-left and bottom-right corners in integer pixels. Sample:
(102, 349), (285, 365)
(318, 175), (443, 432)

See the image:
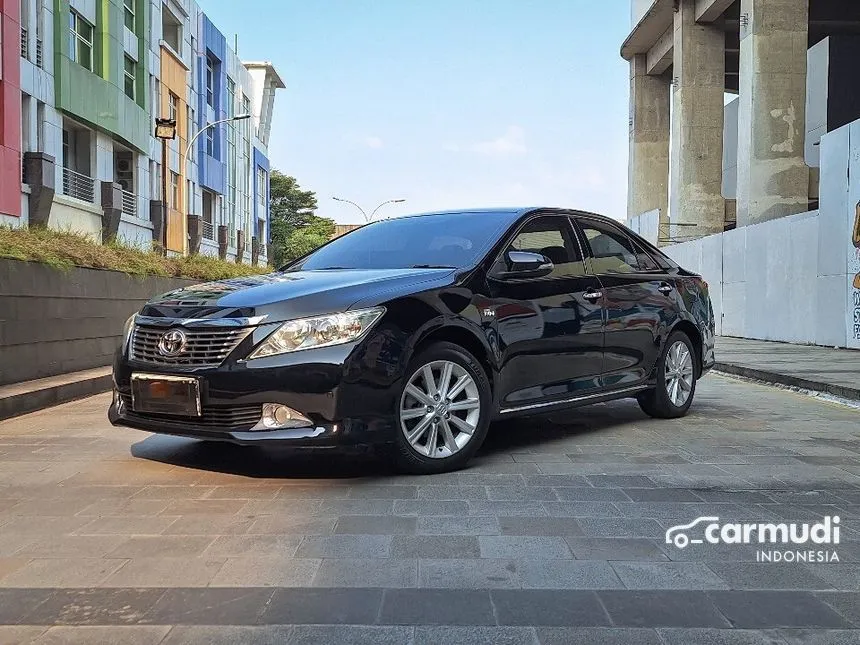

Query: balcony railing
(202, 220), (215, 240)
(62, 168), (96, 203)
(20, 27), (28, 59)
(35, 39), (43, 68)
(121, 190), (137, 217)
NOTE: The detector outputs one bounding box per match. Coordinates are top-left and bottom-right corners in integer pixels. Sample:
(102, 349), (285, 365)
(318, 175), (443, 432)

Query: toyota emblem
(157, 329), (187, 357)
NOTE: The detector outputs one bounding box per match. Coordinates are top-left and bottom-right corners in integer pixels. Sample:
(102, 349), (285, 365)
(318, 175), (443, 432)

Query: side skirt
(498, 384), (651, 417)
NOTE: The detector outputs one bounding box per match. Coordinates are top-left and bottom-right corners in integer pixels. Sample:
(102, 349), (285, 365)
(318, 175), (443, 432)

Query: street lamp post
(332, 197), (405, 223)
(155, 113), (251, 256)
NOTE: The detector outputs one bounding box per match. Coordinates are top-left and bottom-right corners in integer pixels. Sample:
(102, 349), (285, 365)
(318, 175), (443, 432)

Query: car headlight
(122, 313), (137, 350)
(248, 307), (385, 359)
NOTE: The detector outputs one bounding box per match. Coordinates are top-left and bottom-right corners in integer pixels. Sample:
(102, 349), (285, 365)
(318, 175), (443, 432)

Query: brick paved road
(0, 373), (858, 644)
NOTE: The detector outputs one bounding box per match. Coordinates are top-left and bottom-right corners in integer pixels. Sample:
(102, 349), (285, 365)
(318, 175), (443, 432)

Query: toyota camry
(109, 208), (715, 474)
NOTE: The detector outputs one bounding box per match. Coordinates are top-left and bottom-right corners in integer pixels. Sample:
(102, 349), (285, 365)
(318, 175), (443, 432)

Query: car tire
(637, 330), (697, 419)
(392, 341), (492, 474)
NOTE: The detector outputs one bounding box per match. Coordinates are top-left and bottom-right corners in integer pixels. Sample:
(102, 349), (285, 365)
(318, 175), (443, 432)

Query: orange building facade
(159, 46), (189, 253)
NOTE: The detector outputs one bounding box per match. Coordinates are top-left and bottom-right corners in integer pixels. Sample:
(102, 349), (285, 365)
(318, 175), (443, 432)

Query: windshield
(289, 212), (514, 271)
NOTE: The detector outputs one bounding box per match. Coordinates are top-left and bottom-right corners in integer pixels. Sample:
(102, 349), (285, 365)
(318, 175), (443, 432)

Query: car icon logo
(665, 516), (720, 549)
(157, 329), (187, 357)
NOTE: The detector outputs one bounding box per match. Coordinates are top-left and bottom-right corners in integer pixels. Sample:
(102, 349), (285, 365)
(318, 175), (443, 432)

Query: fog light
(251, 403), (312, 431)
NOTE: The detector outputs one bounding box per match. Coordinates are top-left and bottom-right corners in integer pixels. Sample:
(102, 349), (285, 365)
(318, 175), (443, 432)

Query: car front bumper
(109, 338), (402, 448)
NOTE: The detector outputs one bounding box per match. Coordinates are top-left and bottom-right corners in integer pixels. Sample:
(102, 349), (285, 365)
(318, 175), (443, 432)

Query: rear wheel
(637, 330), (697, 419)
(393, 342), (492, 474)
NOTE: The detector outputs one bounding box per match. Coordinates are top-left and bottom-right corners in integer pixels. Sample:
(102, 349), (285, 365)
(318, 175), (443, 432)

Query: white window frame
(123, 0), (135, 32)
(168, 92), (178, 121)
(206, 56), (214, 107)
(123, 55), (136, 100)
(69, 10), (94, 72)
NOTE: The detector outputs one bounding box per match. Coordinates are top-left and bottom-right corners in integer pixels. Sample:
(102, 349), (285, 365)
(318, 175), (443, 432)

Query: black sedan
(109, 208), (715, 474)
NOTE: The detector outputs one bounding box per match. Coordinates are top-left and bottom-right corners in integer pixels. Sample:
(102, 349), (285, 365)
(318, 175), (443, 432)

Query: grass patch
(0, 226), (271, 281)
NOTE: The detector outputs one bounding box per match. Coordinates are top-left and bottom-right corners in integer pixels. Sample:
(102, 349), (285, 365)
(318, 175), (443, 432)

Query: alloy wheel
(399, 360), (481, 458)
(664, 340), (694, 407)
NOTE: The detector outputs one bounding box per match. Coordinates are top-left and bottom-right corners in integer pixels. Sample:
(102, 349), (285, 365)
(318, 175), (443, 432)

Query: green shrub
(0, 226), (271, 281)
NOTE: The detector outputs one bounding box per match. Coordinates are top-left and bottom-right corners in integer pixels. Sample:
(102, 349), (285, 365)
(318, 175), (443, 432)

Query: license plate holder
(131, 373), (201, 417)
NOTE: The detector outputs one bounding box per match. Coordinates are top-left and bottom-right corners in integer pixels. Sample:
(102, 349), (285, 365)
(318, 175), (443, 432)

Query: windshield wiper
(315, 266), (355, 270)
(411, 264), (456, 269)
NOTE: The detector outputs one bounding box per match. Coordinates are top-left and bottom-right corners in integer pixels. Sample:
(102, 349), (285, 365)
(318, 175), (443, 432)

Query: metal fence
(202, 220), (215, 240)
(61, 168), (96, 203)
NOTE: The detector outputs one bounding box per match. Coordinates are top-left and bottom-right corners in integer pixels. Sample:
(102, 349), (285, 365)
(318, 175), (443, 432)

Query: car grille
(130, 325), (252, 368)
(121, 394), (262, 429)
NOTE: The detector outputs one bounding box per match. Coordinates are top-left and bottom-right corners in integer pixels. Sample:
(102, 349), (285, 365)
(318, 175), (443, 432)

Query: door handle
(583, 289), (603, 302)
(657, 282), (673, 294)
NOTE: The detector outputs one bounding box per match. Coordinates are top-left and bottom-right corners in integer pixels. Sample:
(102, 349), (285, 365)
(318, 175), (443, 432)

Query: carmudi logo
(665, 516), (841, 563)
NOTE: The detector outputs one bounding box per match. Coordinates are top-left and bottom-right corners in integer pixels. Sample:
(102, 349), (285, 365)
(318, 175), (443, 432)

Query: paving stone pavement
(0, 373), (858, 643)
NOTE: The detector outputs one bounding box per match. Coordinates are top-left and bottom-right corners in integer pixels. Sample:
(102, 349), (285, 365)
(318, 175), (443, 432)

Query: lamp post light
(154, 118), (177, 255)
(155, 113), (251, 256)
(332, 196), (406, 223)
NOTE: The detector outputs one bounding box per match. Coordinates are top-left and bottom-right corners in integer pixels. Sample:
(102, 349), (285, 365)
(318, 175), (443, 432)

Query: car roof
(390, 207), (620, 224)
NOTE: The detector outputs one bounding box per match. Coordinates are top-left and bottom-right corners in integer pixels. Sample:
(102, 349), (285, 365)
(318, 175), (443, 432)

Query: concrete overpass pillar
(670, 0), (726, 238)
(628, 55), (670, 243)
(736, 0), (809, 227)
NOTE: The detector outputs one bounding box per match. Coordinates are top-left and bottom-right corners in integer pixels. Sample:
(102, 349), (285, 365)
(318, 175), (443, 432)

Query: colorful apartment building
(5, 0), (283, 265)
(0, 0), (22, 219)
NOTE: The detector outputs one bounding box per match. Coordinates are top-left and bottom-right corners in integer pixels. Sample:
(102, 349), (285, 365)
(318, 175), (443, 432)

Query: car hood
(139, 268), (457, 323)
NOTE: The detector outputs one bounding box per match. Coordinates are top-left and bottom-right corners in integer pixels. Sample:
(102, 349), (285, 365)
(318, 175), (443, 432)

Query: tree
(269, 170), (334, 267)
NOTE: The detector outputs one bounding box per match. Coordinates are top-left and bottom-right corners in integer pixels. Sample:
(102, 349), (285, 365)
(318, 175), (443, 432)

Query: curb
(714, 362), (860, 402)
(0, 369), (113, 421)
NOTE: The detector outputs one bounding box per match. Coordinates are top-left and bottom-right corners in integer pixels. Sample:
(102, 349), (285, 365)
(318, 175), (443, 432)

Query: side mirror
(491, 250), (553, 280)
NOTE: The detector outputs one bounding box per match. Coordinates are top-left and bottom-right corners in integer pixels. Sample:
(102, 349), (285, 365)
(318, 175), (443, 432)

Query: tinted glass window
(292, 212), (512, 271)
(578, 219), (647, 274)
(506, 216), (586, 278)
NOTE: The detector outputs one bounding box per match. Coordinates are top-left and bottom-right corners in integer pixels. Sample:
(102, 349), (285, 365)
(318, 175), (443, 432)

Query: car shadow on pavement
(128, 400), (656, 479)
(130, 434), (393, 480)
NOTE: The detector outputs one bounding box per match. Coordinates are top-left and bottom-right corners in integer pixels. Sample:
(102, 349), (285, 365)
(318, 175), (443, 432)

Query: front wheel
(637, 330), (697, 419)
(393, 342), (492, 474)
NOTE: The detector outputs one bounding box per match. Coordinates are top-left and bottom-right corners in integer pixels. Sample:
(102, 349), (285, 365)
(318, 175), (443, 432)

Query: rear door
(572, 216), (676, 388)
(487, 214), (605, 409)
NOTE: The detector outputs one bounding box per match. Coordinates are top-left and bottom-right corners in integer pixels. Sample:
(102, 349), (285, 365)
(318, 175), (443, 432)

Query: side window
(577, 219), (652, 274)
(506, 216), (586, 278)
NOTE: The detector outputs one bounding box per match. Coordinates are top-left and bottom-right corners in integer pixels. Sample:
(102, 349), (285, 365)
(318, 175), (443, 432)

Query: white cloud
(446, 125), (527, 156)
(364, 136), (384, 149)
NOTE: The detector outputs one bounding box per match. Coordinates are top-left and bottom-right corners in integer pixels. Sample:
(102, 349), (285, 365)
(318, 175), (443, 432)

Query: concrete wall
(663, 121), (860, 348)
(0, 260), (196, 385)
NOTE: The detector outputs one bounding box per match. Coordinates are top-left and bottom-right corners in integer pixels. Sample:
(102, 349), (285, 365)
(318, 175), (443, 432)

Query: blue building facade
(196, 13), (226, 195)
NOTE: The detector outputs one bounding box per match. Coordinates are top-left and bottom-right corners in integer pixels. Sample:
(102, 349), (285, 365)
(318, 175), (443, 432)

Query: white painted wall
(626, 208), (659, 246)
(662, 122), (860, 348)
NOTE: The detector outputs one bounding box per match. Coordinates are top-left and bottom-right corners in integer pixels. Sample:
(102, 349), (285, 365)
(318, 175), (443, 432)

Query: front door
(487, 215), (604, 409)
(574, 217), (674, 388)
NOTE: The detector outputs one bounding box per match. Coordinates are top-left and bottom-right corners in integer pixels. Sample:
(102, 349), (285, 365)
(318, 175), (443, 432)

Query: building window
(226, 77), (235, 118)
(206, 126), (214, 156)
(123, 0), (135, 31)
(242, 95), (251, 130)
(187, 179), (193, 214)
(206, 56), (215, 107)
(161, 5), (181, 53)
(186, 105), (195, 160)
(168, 92), (178, 121)
(170, 172), (180, 209)
(123, 56), (136, 99)
(257, 166), (267, 211)
(69, 10), (94, 72)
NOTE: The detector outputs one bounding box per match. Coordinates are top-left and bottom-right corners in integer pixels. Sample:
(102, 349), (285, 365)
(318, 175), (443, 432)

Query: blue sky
(201, 0), (631, 225)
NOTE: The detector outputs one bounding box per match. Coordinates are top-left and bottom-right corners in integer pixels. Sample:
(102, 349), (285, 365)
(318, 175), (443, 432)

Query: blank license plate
(131, 374), (201, 417)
